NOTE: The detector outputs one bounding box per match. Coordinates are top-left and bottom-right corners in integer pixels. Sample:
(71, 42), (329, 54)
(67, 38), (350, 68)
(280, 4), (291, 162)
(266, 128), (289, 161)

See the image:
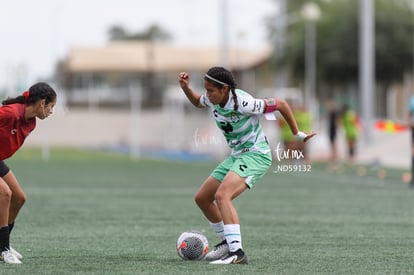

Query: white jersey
(199, 89), (270, 156)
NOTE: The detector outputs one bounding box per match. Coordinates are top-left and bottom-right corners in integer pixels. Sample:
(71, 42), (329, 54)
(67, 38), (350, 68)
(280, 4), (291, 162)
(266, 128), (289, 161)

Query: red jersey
(0, 103), (36, 160)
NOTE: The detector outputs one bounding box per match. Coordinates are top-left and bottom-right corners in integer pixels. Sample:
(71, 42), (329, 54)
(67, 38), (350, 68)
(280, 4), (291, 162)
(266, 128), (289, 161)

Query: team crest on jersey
(230, 112), (240, 123)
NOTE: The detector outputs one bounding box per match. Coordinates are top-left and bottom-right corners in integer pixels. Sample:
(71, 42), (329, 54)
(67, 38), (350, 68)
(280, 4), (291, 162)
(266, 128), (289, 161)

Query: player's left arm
(264, 98), (316, 142)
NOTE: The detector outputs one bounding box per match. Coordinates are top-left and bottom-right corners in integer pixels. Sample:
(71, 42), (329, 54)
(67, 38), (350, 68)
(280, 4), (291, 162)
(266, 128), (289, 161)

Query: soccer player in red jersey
(0, 82), (56, 264)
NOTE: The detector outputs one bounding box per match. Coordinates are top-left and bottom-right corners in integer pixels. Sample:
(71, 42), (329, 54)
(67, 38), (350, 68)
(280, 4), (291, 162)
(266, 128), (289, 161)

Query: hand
(178, 72), (190, 90)
(304, 131), (317, 142)
(295, 131), (317, 142)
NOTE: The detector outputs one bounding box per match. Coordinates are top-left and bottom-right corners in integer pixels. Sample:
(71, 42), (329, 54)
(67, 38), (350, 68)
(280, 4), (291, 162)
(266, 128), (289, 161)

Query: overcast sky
(0, 0), (275, 90)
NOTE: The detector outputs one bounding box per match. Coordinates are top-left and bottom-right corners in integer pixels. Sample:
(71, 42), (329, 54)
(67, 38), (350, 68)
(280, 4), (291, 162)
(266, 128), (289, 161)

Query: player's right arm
(178, 72), (204, 108)
(265, 98), (316, 142)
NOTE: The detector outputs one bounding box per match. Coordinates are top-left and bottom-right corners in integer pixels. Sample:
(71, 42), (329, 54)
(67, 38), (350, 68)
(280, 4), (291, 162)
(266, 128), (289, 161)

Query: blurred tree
(108, 25), (128, 41)
(107, 24), (172, 42)
(267, 0), (414, 86)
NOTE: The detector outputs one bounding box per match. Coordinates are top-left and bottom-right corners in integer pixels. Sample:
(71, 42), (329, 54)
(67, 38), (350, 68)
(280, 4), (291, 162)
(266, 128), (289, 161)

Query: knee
(194, 189), (216, 209)
(12, 192), (26, 208)
(0, 187), (12, 204)
(194, 191), (205, 208)
(214, 190), (229, 206)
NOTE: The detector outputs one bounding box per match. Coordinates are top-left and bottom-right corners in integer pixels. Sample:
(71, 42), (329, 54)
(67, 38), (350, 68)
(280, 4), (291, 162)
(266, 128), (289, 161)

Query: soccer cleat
(0, 249), (22, 264)
(9, 246), (22, 260)
(204, 240), (229, 261)
(209, 249), (248, 265)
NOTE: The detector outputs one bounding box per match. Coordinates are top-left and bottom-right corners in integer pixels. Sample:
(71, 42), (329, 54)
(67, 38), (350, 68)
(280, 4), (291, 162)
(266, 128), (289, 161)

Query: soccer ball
(176, 231), (209, 260)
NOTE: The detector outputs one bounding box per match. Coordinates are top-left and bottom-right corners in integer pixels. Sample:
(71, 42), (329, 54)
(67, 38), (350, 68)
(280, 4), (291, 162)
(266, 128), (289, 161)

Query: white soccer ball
(176, 231), (209, 260)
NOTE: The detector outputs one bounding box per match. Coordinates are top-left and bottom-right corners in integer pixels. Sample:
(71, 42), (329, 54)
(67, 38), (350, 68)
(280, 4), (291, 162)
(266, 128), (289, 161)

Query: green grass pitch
(2, 148), (414, 274)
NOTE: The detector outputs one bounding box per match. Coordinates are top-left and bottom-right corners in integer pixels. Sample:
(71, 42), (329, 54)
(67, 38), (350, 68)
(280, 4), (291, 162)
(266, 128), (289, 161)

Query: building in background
(63, 41), (272, 107)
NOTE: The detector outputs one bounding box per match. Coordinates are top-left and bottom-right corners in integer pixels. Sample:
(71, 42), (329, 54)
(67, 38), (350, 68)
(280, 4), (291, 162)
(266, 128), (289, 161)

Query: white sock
(224, 224), (242, 252)
(209, 221), (225, 240)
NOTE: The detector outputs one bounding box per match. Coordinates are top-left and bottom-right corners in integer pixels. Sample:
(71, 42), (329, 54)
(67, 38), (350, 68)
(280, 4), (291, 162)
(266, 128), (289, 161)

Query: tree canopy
(267, 0), (414, 86)
(107, 24), (172, 42)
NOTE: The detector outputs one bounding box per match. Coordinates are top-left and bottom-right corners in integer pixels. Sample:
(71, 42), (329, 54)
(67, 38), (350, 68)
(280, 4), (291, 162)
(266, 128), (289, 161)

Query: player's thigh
(197, 155), (235, 201)
(195, 176), (221, 203)
(218, 171), (248, 200)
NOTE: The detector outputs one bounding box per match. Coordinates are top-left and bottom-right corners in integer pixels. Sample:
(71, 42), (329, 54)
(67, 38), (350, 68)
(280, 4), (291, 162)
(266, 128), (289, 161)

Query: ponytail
(230, 88), (238, 111)
(2, 82), (56, 106)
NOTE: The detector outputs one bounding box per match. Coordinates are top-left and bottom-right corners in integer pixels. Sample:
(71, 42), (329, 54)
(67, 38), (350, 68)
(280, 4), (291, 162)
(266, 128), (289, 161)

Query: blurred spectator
(340, 104), (360, 164)
(278, 104), (312, 163)
(326, 98), (339, 165)
(407, 95), (414, 187)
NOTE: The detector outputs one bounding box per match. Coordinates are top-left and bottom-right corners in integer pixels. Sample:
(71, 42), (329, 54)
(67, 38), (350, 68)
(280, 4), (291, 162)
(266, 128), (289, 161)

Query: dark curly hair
(2, 82), (57, 106)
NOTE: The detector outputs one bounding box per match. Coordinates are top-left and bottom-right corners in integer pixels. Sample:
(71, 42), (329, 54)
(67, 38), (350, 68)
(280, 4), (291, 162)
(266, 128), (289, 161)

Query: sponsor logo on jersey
(252, 100), (262, 113)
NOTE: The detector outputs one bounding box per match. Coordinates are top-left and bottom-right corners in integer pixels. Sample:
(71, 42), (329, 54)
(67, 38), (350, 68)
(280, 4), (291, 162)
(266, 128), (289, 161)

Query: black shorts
(0, 161), (10, 177)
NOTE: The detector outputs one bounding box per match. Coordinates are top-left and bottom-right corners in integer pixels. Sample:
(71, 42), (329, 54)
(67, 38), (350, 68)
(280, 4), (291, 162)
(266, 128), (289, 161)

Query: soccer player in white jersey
(178, 67), (316, 264)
